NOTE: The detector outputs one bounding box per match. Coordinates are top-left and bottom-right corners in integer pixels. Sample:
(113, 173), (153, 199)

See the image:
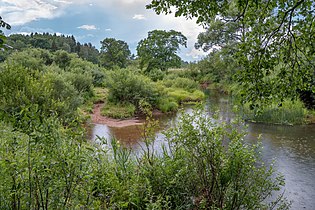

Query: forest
(0, 0), (314, 209)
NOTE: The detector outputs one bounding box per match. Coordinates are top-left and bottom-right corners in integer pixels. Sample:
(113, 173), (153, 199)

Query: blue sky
(0, 0), (207, 61)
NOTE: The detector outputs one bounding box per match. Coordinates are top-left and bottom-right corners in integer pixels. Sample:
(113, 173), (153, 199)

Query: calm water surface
(91, 95), (315, 209)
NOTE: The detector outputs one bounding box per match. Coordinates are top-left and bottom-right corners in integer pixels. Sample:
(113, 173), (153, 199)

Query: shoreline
(91, 103), (144, 128)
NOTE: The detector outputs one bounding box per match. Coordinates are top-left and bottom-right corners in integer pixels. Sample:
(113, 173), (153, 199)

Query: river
(90, 94), (315, 209)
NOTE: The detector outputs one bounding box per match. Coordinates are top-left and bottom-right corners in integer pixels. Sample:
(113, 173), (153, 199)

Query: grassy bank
(240, 99), (308, 125)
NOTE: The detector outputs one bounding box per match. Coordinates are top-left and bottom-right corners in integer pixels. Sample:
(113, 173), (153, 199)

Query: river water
(91, 95), (315, 209)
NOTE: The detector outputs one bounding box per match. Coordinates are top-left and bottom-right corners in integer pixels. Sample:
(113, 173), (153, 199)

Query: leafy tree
(195, 4), (243, 53)
(99, 38), (131, 69)
(147, 0), (315, 106)
(0, 16), (11, 49)
(137, 30), (187, 72)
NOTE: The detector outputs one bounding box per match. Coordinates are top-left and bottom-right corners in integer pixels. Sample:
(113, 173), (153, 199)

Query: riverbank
(91, 103), (144, 127)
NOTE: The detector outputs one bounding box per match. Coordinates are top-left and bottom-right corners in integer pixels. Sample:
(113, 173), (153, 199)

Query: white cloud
(0, 0), (72, 25)
(132, 14), (146, 20)
(186, 48), (207, 60)
(53, 0), (72, 4)
(77, 24), (97, 30)
(105, 28), (112, 31)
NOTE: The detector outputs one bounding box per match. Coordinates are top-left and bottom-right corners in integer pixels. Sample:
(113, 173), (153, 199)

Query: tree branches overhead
(148, 0), (315, 105)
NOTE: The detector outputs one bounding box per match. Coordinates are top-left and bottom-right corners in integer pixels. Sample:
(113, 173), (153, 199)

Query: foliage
(54, 50), (72, 70)
(167, 88), (205, 104)
(0, 16), (11, 49)
(0, 101), (290, 209)
(145, 68), (166, 81)
(0, 55), (96, 124)
(6, 48), (54, 71)
(157, 97), (178, 113)
(147, 0), (315, 107)
(101, 102), (136, 119)
(93, 87), (109, 103)
(105, 68), (159, 108)
(100, 38), (131, 69)
(155, 112), (287, 209)
(240, 99), (307, 125)
(162, 76), (199, 91)
(196, 49), (239, 84)
(2, 33), (99, 63)
(0, 118), (94, 209)
(137, 30), (187, 72)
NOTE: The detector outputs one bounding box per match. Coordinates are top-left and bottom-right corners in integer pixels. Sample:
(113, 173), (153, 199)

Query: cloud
(77, 24), (97, 30)
(132, 14), (146, 20)
(0, 0), (73, 25)
(105, 28), (112, 31)
(185, 48), (207, 60)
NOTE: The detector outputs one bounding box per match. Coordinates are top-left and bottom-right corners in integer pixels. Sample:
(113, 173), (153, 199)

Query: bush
(145, 68), (165, 81)
(162, 76), (199, 91)
(0, 64), (83, 125)
(140, 109), (290, 209)
(66, 72), (94, 99)
(167, 88), (205, 104)
(106, 68), (159, 108)
(157, 97), (179, 113)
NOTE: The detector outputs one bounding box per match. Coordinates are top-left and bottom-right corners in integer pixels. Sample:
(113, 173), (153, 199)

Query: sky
(0, 0), (207, 61)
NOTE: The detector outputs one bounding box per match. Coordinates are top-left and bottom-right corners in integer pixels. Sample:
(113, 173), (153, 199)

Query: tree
(0, 16), (11, 49)
(147, 0), (315, 107)
(137, 30), (187, 72)
(99, 38), (131, 69)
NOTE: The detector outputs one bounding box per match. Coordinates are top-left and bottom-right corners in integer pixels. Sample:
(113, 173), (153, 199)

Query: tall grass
(241, 99), (307, 125)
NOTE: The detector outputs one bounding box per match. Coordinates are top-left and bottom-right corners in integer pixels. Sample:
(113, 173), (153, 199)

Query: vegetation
(137, 30), (187, 72)
(0, 102), (290, 209)
(240, 99), (307, 125)
(101, 102), (136, 119)
(1, 32), (99, 63)
(99, 38), (131, 69)
(3, 3), (312, 207)
(0, 16), (11, 49)
(147, 0), (315, 107)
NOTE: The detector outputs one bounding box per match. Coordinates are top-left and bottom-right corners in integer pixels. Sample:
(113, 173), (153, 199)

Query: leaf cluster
(137, 30), (187, 72)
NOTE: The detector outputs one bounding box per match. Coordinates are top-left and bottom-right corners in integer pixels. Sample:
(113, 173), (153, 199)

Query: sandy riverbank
(91, 103), (144, 128)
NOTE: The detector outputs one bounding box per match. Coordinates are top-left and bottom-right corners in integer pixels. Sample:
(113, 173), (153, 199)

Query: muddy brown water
(90, 95), (315, 209)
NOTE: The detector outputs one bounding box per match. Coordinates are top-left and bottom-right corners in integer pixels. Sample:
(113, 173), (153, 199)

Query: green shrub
(6, 48), (54, 71)
(167, 88), (205, 104)
(93, 87), (108, 103)
(106, 68), (159, 108)
(0, 64), (83, 125)
(162, 77), (199, 91)
(101, 102), (136, 119)
(157, 97), (179, 112)
(137, 109), (290, 209)
(145, 68), (166, 81)
(66, 72), (94, 99)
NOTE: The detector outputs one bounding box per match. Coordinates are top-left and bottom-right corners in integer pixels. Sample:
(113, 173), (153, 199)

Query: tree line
(0, 30), (187, 73)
